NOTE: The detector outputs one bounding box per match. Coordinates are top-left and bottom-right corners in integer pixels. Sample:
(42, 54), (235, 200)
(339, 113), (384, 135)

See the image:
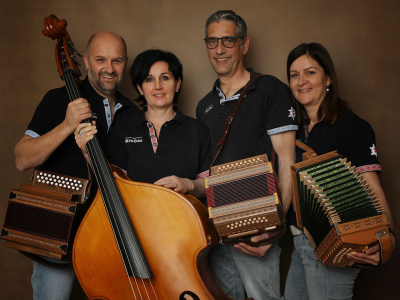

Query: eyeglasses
(204, 36), (245, 49)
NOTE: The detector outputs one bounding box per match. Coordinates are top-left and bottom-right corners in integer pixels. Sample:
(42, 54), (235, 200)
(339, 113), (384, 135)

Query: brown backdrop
(1, 1), (399, 299)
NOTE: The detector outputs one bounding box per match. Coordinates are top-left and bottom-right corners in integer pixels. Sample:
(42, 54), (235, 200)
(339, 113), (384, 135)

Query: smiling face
(206, 20), (249, 78)
(84, 32), (127, 98)
(289, 55), (331, 110)
(137, 61), (181, 110)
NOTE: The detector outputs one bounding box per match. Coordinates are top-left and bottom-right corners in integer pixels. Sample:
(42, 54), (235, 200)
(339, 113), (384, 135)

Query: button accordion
(1, 168), (90, 261)
(291, 150), (392, 267)
(204, 155), (285, 245)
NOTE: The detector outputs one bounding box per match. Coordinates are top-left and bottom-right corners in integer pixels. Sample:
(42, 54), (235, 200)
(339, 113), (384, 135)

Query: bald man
(14, 31), (139, 300)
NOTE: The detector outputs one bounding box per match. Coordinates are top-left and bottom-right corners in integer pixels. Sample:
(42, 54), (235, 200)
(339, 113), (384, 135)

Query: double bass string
(63, 71), (139, 298)
(63, 70), (159, 299)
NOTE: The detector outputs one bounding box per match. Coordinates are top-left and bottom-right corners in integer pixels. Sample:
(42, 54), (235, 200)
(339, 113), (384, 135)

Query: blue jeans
(284, 233), (360, 300)
(32, 260), (76, 300)
(208, 242), (284, 300)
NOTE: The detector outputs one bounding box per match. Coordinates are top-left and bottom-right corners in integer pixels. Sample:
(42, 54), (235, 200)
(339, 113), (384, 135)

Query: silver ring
(78, 130), (83, 135)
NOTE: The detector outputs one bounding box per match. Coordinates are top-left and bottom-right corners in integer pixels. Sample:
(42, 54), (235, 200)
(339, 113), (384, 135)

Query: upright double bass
(43, 15), (233, 300)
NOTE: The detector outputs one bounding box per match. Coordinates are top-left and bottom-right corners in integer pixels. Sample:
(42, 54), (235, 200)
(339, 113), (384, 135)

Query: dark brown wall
(1, 1), (399, 299)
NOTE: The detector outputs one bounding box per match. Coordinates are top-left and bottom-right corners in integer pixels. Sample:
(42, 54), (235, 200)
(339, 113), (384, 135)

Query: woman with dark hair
(284, 43), (395, 300)
(75, 49), (210, 198)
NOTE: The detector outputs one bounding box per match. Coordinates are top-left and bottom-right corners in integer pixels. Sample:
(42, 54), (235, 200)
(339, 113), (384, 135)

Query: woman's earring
(176, 89), (179, 92)
(327, 87), (330, 92)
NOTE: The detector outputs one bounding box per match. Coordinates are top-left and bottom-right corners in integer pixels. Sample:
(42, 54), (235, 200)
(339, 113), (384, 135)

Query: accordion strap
(295, 140), (317, 158)
(210, 74), (269, 172)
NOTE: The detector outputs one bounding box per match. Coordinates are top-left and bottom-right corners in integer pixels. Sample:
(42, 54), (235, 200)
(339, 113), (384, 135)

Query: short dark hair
(287, 43), (350, 125)
(130, 49), (183, 106)
(205, 10), (247, 44)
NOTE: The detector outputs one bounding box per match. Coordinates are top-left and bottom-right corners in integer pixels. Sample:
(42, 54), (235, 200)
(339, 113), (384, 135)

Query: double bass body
(73, 167), (230, 299)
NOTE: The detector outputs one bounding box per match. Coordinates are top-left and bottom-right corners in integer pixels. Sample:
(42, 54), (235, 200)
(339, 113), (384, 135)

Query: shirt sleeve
(26, 88), (68, 137)
(263, 81), (298, 135)
(340, 119), (381, 173)
(196, 125), (212, 178)
(106, 121), (129, 172)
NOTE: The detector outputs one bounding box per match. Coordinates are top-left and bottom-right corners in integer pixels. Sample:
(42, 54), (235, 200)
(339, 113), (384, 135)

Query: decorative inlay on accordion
(205, 155), (285, 245)
(1, 168), (90, 261)
(291, 151), (392, 267)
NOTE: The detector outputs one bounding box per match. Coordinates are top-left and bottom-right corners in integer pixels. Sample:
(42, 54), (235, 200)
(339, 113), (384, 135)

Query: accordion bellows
(205, 155), (285, 245)
(1, 169), (90, 261)
(292, 151), (391, 267)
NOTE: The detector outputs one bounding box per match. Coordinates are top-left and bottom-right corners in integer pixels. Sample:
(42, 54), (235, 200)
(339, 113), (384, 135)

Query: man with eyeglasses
(196, 10), (297, 300)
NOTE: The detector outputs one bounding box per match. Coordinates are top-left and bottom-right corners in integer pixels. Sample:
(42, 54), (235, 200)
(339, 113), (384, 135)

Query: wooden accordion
(1, 168), (90, 261)
(291, 150), (392, 267)
(205, 155), (285, 245)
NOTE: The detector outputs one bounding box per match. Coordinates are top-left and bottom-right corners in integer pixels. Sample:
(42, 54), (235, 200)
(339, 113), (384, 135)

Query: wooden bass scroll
(43, 15), (234, 299)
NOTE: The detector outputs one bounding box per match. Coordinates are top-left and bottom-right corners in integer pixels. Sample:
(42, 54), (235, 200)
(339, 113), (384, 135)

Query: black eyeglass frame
(204, 36), (246, 49)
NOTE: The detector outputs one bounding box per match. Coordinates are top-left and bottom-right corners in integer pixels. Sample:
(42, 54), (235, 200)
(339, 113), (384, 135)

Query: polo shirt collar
(212, 68), (260, 104)
(134, 106), (184, 126)
(80, 76), (130, 108)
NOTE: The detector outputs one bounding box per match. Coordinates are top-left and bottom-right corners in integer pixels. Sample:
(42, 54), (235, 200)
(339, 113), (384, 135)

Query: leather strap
(295, 140), (317, 158)
(210, 74), (268, 171)
(376, 229), (392, 265)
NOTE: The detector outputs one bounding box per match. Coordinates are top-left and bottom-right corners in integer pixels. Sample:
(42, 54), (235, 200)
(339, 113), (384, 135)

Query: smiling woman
(75, 49), (211, 199)
(284, 43), (396, 300)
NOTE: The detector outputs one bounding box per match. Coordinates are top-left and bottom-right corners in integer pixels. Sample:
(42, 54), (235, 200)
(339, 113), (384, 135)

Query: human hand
(347, 244), (380, 266)
(347, 232), (396, 265)
(233, 233), (272, 257)
(74, 122), (97, 153)
(154, 176), (194, 194)
(64, 98), (92, 133)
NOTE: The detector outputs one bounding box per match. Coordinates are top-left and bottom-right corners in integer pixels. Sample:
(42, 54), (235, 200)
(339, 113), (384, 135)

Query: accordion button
(38, 179), (41, 182)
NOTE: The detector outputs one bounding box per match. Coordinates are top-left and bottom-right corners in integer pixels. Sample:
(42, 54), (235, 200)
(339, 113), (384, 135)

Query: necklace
(146, 111), (175, 131)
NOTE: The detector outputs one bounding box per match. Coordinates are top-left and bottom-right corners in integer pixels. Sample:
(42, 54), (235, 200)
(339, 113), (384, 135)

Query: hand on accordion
(233, 233), (272, 257)
(347, 244), (380, 266)
(347, 232), (395, 266)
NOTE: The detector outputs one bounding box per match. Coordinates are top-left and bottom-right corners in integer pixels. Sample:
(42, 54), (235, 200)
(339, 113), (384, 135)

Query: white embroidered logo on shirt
(370, 144), (377, 157)
(125, 137), (143, 143)
(288, 107), (296, 120)
(205, 105), (213, 113)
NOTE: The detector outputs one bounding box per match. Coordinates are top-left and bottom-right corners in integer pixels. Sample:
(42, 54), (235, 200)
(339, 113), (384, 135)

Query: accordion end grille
(4, 202), (74, 242)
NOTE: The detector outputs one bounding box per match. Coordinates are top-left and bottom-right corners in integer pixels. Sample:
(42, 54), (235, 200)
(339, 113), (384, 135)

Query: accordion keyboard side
(1, 170), (90, 260)
(31, 169), (90, 204)
(205, 155), (285, 245)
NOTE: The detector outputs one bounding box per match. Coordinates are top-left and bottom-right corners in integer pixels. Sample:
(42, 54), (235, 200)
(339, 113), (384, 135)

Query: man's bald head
(86, 31), (127, 58)
(83, 31), (128, 98)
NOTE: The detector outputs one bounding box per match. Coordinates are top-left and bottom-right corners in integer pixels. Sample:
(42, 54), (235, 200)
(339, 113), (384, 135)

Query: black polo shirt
(196, 69), (298, 165)
(287, 109), (382, 225)
(106, 107), (211, 184)
(26, 77), (139, 200)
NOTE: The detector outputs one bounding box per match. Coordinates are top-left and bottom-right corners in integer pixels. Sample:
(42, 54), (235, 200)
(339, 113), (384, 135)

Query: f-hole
(179, 291), (200, 300)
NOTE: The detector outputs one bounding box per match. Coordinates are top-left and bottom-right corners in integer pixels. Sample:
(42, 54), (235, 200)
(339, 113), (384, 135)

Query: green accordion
(291, 150), (392, 267)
